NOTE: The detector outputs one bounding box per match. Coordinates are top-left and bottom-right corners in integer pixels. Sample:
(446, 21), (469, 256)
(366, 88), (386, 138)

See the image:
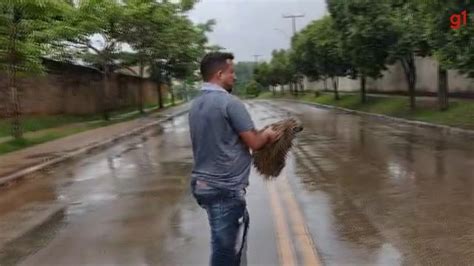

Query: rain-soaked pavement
(0, 100), (473, 265)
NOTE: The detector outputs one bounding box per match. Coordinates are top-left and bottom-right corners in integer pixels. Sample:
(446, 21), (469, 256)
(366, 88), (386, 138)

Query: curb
(267, 99), (474, 136)
(0, 109), (189, 186)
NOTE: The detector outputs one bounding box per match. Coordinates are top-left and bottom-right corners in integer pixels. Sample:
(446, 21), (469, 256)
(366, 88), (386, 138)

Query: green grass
(258, 92), (474, 130)
(0, 114), (99, 138)
(0, 100), (186, 155)
(0, 104), (164, 138)
(0, 113), (144, 155)
(0, 129), (85, 155)
(0, 114), (141, 155)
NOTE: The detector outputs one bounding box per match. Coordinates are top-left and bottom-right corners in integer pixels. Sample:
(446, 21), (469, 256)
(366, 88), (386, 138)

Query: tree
(149, 60), (170, 108)
(155, 20), (207, 106)
(0, 0), (71, 139)
(254, 62), (272, 94)
(388, 1), (431, 110)
(167, 17), (207, 105)
(234, 61), (257, 96)
(435, 3), (474, 78)
(149, 16), (211, 107)
(420, 0), (474, 110)
(269, 49), (296, 95)
(245, 80), (261, 97)
(63, 0), (128, 121)
(254, 60), (283, 96)
(290, 32), (321, 83)
(327, 0), (396, 103)
(291, 16), (352, 100)
(121, 0), (176, 113)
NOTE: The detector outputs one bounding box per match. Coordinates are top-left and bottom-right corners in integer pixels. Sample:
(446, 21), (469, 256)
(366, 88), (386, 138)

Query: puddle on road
(271, 101), (474, 265)
(0, 210), (66, 266)
(0, 113), (193, 265)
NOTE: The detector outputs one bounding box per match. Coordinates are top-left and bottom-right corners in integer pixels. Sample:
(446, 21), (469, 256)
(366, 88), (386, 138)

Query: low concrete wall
(304, 56), (474, 97)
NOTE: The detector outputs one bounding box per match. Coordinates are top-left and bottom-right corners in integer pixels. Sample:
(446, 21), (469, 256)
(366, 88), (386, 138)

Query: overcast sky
(187, 0), (327, 62)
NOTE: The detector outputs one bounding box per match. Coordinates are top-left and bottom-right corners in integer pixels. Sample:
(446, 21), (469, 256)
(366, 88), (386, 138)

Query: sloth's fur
(252, 118), (303, 179)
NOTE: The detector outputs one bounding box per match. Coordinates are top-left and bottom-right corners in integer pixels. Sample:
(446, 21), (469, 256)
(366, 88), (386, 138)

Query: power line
(274, 28), (290, 39)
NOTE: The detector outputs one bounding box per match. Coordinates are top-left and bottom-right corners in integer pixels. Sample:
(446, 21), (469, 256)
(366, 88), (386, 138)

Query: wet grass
(0, 116), (138, 155)
(0, 114), (101, 138)
(0, 101), (184, 155)
(258, 91), (474, 130)
(0, 103), (161, 138)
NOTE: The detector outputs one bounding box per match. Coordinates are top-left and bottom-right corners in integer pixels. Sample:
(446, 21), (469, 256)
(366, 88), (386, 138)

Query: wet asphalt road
(0, 100), (473, 265)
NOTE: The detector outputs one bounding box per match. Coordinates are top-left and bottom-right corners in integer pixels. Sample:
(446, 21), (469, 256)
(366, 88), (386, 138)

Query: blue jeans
(192, 180), (249, 266)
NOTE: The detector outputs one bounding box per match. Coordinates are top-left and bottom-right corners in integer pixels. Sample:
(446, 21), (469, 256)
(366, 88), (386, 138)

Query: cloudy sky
(187, 0), (328, 62)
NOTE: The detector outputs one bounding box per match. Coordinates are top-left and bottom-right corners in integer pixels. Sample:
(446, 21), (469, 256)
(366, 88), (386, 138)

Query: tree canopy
(0, 0), (212, 138)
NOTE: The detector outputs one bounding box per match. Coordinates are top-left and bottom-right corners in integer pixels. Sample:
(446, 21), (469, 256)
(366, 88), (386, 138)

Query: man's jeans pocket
(191, 180), (246, 207)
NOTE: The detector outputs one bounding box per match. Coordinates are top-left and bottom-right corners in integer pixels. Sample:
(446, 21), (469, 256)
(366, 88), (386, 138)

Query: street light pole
(274, 28), (290, 39)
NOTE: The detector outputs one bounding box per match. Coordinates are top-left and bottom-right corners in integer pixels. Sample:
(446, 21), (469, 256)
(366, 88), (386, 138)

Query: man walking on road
(189, 52), (281, 266)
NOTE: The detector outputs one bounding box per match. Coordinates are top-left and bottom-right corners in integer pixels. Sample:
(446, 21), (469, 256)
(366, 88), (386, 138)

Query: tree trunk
(138, 62), (145, 114)
(157, 82), (164, 109)
(8, 22), (22, 139)
(294, 82), (298, 97)
(401, 55), (417, 110)
(170, 84), (175, 106)
(183, 83), (188, 102)
(272, 86), (276, 96)
(360, 75), (367, 103)
(438, 65), (449, 111)
(0, 82), (6, 119)
(8, 67), (22, 139)
(332, 77), (340, 100)
(323, 77), (328, 91)
(102, 64), (110, 121)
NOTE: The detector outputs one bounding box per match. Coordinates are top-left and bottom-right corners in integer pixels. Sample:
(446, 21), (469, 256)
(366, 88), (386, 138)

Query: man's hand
(262, 126), (282, 144)
(239, 127), (282, 151)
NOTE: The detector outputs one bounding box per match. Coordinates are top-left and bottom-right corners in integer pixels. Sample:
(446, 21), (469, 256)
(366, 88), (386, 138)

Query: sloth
(253, 118), (303, 179)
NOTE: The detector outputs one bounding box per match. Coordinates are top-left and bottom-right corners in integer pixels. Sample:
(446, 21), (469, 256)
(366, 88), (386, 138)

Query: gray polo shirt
(189, 83), (255, 191)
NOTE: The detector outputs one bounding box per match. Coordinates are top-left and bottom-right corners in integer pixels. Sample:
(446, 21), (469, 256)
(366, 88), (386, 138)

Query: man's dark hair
(200, 52), (234, 81)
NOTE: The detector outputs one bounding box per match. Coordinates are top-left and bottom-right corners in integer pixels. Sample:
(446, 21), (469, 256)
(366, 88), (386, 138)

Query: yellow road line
(278, 173), (322, 266)
(266, 181), (297, 266)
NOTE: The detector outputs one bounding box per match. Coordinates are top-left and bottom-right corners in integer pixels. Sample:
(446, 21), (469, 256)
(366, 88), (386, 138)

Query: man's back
(190, 52), (281, 266)
(189, 87), (254, 191)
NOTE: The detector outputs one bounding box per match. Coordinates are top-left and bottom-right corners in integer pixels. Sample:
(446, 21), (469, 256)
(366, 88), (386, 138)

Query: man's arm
(227, 98), (280, 151)
(239, 128), (279, 151)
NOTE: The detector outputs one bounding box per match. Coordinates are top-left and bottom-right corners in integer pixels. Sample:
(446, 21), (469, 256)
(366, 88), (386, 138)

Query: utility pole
(253, 54), (262, 63)
(282, 14), (305, 36)
(282, 14), (304, 96)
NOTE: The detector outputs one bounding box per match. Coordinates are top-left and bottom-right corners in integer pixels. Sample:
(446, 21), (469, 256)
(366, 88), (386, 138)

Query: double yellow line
(266, 173), (321, 266)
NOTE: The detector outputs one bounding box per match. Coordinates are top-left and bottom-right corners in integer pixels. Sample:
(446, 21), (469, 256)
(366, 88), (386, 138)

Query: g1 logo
(450, 10), (468, 30)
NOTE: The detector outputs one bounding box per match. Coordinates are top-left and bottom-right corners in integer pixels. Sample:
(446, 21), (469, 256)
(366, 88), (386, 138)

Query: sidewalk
(0, 105), (166, 145)
(0, 103), (190, 182)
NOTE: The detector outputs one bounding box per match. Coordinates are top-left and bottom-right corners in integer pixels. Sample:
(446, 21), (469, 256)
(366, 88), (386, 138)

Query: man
(189, 52), (281, 266)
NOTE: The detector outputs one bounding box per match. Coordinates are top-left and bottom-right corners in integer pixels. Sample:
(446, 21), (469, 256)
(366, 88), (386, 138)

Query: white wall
(304, 56), (474, 94)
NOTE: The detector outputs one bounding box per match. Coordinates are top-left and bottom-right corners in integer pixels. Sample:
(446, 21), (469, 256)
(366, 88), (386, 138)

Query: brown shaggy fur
(253, 118), (303, 179)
